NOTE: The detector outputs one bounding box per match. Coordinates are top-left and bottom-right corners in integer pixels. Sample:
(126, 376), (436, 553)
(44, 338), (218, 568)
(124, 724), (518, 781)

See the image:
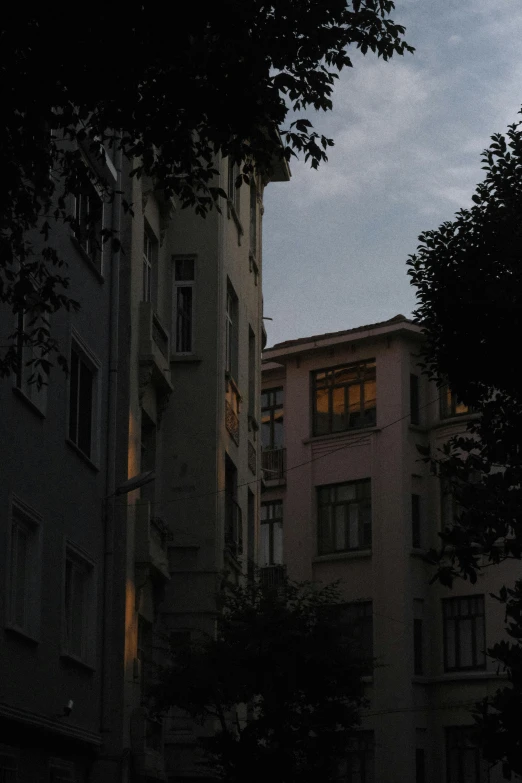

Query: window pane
(273, 411), (284, 447)
(331, 386), (345, 432)
(348, 504), (360, 549)
(176, 287), (193, 352)
(78, 361), (93, 456)
(315, 387), (330, 435)
(348, 384), (362, 428)
(318, 507), (333, 554)
(445, 617), (456, 669)
(363, 379), (376, 425)
(459, 617), (473, 668)
(273, 521), (283, 565)
(260, 524), (270, 566)
(69, 351), (79, 442)
(335, 505), (346, 550)
(14, 527), (28, 627)
(337, 484), (356, 502)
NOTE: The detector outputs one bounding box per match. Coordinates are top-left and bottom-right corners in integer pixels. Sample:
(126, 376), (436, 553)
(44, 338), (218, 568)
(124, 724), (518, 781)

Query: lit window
(261, 387), (284, 450)
(313, 361), (376, 436)
(440, 386), (471, 419)
(173, 257), (195, 354)
(7, 499), (42, 639)
(317, 480), (371, 554)
(63, 546), (96, 665)
(68, 337), (99, 461)
(74, 176), (103, 270)
(260, 501), (283, 566)
(443, 596), (486, 672)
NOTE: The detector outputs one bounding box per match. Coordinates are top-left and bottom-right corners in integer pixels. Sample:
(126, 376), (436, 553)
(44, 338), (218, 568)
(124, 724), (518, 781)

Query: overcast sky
(262, 0), (522, 347)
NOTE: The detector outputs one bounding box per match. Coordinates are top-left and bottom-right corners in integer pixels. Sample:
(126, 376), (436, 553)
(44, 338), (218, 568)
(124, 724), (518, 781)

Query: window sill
(419, 670), (505, 684)
(170, 354), (203, 363)
(66, 438), (99, 472)
(303, 426), (380, 445)
(5, 624), (40, 646)
(313, 549), (372, 564)
(70, 236), (105, 283)
(12, 386), (46, 419)
(60, 652), (96, 673)
(432, 412), (480, 430)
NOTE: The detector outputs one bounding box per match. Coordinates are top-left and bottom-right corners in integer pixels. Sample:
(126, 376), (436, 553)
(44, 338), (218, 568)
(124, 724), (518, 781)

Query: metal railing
(260, 564), (287, 589)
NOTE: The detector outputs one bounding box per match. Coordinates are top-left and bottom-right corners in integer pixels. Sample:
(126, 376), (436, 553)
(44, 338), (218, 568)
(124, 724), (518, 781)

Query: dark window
(74, 177), (103, 269)
(335, 731), (374, 782)
(443, 596), (486, 671)
(261, 387), (284, 449)
(410, 374), (420, 425)
(317, 480), (371, 554)
(225, 282), (239, 380)
(446, 727), (487, 783)
(313, 360), (376, 436)
(337, 602), (373, 671)
(173, 257), (195, 353)
(412, 493), (421, 548)
(260, 500), (283, 566)
(69, 345), (95, 458)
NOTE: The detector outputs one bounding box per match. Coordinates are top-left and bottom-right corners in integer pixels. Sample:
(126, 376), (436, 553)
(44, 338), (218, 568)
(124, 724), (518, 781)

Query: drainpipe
(100, 138), (123, 770)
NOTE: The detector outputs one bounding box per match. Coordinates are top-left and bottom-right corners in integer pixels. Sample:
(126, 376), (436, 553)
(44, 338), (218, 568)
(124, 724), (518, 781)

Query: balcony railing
(225, 496), (243, 558)
(152, 312), (169, 360)
(135, 501), (170, 581)
(260, 565), (287, 589)
(138, 302), (172, 396)
(261, 447), (286, 481)
(225, 398), (240, 445)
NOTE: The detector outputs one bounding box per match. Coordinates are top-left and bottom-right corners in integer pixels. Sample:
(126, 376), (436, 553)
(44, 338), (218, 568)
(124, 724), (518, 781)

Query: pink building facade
(261, 315), (517, 783)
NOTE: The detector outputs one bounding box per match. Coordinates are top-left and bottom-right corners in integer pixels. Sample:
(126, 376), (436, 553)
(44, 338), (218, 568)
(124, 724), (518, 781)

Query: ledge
(170, 354), (203, 363)
(4, 624), (40, 646)
(416, 670), (507, 685)
(65, 438), (100, 472)
(303, 426), (380, 445)
(12, 386), (46, 419)
(313, 549), (372, 564)
(431, 412), (480, 431)
(60, 652), (96, 674)
(0, 700), (102, 746)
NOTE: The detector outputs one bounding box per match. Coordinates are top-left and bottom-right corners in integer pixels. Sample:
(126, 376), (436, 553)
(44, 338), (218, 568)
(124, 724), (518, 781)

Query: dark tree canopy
(156, 578), (367, 783)
(408, 110), (522, 777)
(0, 1), (412, 378)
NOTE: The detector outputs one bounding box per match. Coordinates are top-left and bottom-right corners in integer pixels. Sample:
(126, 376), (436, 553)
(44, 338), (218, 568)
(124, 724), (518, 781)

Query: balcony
(135, 501), (170, 582)
(130, 707), (166, 781)
(225, 398), (240, 445)
(260, 564), (287, 589)
(225, 496), (243, 559)
(261, 447), (286, 483)
(139, 301), (173, 397)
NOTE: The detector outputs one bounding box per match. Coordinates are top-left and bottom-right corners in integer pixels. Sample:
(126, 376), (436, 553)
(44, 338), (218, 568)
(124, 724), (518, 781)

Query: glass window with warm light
(440, 386), (471, 419)
(313, 360), (376, 436)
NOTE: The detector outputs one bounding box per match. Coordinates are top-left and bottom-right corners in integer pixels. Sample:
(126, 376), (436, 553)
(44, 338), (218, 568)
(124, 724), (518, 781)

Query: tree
(156, 577), (368, 783)
(407, 110), (522, 777)
(0, 1), (412, 379)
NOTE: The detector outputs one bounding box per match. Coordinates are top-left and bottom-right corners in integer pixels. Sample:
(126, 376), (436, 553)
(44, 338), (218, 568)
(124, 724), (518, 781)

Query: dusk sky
(262, 0), (522, 347)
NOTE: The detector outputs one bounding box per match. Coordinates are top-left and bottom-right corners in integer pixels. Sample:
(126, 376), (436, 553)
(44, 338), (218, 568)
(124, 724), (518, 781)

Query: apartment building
(261, 314), (517, 783)
(0, 140), (289, 782)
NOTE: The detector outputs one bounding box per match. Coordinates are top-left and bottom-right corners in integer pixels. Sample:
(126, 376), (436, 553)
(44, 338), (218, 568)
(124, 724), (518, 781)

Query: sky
(262, 0), (522, 347)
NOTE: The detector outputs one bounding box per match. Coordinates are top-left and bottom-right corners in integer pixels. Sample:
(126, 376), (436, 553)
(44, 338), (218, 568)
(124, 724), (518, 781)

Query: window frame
(440, 386), (471, 419)
(67, 331), (101, 465)
(317, 479), (372, 555)
(5, 497), (42, 642)
(260, 500), (283, 566)
(172, 255), (196, 355)
(443, 595), (486, 672)
(225, 281), (239, 381)
(445, 726), (487, 783)
(261, 386), (284, 450)
(62, 541), (97, 668)
(73, 171), (105, 274)
(312, 360), (376, 437)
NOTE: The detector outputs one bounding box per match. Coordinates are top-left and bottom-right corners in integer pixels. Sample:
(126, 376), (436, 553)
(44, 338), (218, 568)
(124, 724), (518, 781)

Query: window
(313, 360), (376, 436)
(63, 545), (96, 665)
(412, 493), (421, 548)
(0, 747), (18, 783)
(335, 731), (375, 783)
(173, 256), (195, 354)
(440, 479), (462, 531)
(416, 730), (426, 783)
(68, 338), (99, 461)
(260, 501), (283, 566)
(248, 327), (256, 417)
(74, 175), (103, 270)
(446, 727), (487, 783)
(261, 387), (284, 449)
(317, 480), (371, 555)
(413, 599), (424, 676)
(337, 602), (373, 668)
(249, 180), (257, 256)
(14, 307), (49, 413)
(443, 596), (486, 671)
(440, 386), (471, 419)
(225, 282), (239, 380)
(142, 224), (158, 305)
(49, 758), (76, 783)
(7, 499), (42, 639)
(227, 157), (240, 215)
(410, 374), (420, 425)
